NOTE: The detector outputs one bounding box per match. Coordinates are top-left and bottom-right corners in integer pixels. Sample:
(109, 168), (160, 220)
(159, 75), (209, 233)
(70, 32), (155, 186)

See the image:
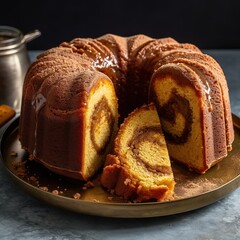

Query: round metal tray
(0, 114), (240, 218)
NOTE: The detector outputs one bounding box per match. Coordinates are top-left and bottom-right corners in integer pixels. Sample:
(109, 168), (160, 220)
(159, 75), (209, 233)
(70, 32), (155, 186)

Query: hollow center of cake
(129, 127), (171, 173)
(90, 97), (114, 154)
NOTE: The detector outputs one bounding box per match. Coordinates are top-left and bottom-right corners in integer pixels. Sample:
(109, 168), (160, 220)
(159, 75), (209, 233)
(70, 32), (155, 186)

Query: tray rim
(0, 114), (240, 218)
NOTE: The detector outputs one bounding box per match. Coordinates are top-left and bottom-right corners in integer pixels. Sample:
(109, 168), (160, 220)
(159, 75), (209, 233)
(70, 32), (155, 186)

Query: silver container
(0, 26), (41, 111)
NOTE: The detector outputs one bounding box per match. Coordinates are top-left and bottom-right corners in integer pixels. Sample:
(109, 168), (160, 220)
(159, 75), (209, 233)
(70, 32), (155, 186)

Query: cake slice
(101, 103), (175, 202)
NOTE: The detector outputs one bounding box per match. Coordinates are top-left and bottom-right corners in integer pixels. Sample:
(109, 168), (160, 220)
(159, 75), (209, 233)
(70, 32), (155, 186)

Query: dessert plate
(0, 114), (240, 218)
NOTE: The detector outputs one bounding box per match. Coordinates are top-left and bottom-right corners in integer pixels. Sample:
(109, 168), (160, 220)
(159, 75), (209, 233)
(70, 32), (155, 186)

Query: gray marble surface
(0, 50), (239, 240)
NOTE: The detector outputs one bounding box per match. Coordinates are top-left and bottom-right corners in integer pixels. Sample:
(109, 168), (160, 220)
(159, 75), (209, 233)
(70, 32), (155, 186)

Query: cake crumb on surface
(82, 181), (95, 190)
(52, 190), (59, 195)
(39, 186), (49, 192)
(73, 193), (81, 199)
(29, 176), (38, 182)
(10, 151), (18, 157)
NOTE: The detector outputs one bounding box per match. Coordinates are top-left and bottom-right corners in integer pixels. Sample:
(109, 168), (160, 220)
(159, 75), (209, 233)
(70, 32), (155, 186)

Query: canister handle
(21, 29), (41, 44)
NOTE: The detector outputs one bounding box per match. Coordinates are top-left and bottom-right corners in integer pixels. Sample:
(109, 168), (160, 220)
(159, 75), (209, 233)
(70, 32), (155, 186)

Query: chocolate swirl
(158, 89), (193, 144)
(128, 126), (172, 174)
(90, 97), (114, 154)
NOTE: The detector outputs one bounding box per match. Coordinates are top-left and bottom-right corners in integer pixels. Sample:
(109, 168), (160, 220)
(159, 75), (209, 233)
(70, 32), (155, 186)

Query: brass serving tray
(0, 114), (240, 218)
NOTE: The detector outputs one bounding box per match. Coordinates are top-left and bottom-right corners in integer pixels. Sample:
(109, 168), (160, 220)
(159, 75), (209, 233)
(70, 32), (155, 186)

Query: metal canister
(0, 26), (41, 112)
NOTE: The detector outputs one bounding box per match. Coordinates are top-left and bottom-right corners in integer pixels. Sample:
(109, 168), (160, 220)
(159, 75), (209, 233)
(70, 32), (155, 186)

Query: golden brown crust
(127, 34), (153, 58)
(102, 155), (173, 202)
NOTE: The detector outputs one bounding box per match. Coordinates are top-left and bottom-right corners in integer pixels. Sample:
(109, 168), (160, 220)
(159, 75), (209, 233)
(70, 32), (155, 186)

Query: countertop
(0, 50), (239, 240)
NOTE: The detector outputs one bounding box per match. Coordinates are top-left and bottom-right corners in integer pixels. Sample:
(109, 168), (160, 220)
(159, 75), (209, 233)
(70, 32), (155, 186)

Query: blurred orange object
(0, 105), (16, 127)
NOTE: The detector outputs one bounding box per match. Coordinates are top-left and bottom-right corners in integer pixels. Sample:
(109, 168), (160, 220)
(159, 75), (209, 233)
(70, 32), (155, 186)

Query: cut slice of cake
(100, 103), (175, 202)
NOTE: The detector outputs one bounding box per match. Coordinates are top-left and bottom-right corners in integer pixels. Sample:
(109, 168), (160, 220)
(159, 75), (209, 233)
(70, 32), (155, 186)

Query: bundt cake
(19, 34), (234, 185)
(100, 103), (175, 202)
